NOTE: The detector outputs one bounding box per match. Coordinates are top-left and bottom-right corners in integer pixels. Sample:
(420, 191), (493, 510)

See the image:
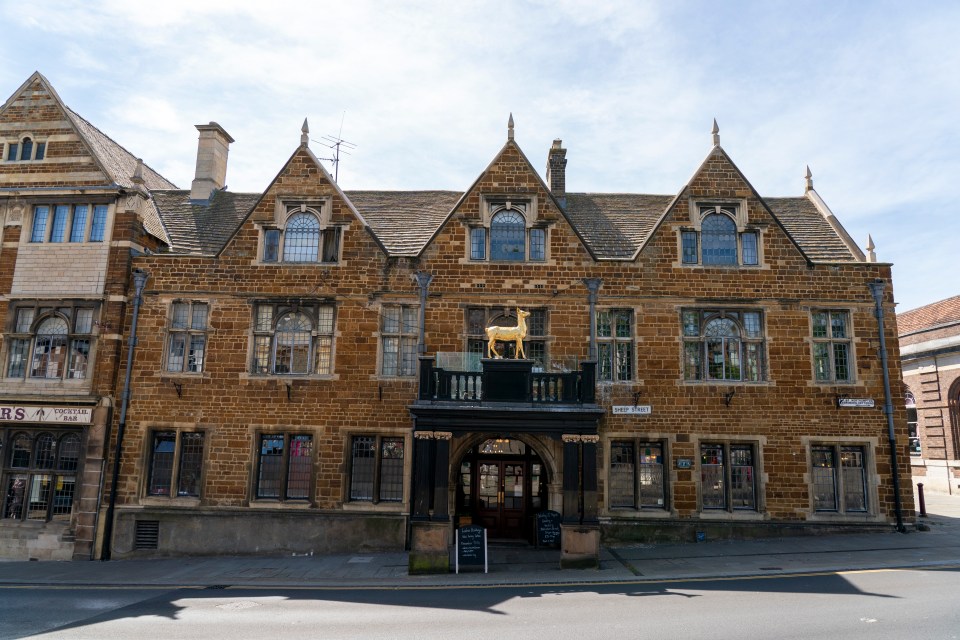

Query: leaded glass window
(812, 310), (853, 383)
(252, 302), (335, 375)
(381, 305), (418, 376)
(683, 310), (765, 382)
(255, 433), (313, 501)
(597, 309), (633, 382)
(350, 435), (404, 503)
(490, 210), (526, 261)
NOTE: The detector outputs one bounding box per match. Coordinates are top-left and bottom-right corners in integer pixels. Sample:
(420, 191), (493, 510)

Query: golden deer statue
(485, 308), (531, 359)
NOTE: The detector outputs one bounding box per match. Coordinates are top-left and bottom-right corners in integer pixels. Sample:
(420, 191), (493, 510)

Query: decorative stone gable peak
(301, 118), (310, 147)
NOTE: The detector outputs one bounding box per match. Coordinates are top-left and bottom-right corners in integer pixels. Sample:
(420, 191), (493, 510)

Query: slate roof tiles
(898, 295), (960, 335)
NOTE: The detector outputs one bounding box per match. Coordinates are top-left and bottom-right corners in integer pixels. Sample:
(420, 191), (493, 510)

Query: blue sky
(1, 1), (955, 312)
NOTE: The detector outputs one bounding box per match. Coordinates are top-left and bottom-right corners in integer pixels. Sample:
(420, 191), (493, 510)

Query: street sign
(612, 405), (652, 415)
(838, 398), (875, 408)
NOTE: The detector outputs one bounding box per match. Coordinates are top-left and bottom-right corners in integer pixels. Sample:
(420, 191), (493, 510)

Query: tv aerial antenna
(312, 112), (356, 182)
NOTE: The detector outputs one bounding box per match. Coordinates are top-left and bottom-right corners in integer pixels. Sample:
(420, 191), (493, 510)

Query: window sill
(239, 373), (340, 382)
(141, 496), (201, 507)
(341, 501), (406, 513)
(604, 508), (673, 519)
(248, 500), (314, 509)
(681, 380), (773, 386)
(160, 373), (209, 381)
(697, 510), (767, 521)
(805, 511), (880, 523)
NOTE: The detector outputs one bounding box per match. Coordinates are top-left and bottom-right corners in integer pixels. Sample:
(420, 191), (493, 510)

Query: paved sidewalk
(1, 491), (957, 589)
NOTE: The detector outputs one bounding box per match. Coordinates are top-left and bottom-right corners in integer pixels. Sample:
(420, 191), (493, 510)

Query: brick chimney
(546, 139), (567, 206)
(190, 122), (234, 201)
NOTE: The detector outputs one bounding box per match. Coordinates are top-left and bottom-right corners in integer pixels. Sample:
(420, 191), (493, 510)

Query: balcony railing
(418, 357), (596, 405)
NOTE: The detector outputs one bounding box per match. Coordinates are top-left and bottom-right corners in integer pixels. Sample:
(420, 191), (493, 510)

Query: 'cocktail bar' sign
(0, 405), (93, 424)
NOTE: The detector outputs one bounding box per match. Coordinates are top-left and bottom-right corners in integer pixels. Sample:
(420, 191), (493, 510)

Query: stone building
(899, 296), (960, 495)
(0, 73), (914, 567)
(0, 73), (175, 559)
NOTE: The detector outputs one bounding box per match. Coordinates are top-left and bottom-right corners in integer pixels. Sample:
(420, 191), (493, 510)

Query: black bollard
(917, 482), (927, 517)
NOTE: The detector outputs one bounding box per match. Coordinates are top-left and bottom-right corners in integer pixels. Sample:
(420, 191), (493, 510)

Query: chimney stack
(190, 122), (234, 201)
(546, 139), (567, 205)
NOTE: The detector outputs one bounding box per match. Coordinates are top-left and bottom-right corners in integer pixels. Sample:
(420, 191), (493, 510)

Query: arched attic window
(263, 206), (341, 264)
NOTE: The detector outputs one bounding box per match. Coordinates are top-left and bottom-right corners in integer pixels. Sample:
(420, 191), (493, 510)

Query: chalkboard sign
(456, 525), (487, 573)
(536, 510), (562, 548)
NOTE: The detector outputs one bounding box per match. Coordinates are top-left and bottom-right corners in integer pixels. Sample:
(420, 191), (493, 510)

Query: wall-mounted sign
(838, 398), (875, 409)
(612, 405), (652, 415)
(676, 458), (693, 469)
(0, 405), (92, 424)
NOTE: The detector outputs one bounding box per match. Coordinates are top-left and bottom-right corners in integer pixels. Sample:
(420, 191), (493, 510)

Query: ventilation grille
(134, 520), (160, 550)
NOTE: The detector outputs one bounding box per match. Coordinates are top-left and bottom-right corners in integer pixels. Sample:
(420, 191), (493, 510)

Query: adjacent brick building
(899, 296), (960, 494)
(0, 73), (175, 559)
(0, 74), (915, 567)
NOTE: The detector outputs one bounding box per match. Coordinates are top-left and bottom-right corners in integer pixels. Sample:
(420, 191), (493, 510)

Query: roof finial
(508, 113), (514, 141)
(866, 234), (877, 262)
(131, 158), (144, 185)
(805, 165), (813, 192)
(301, 118), (309, 147)
(712, 119), (720, 146)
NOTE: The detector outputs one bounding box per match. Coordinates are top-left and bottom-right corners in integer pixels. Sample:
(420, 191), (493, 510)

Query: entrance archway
(454, 437), (550, 540)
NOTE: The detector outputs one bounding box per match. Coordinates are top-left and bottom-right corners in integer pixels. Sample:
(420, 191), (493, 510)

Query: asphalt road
(4, 567), (960, 640)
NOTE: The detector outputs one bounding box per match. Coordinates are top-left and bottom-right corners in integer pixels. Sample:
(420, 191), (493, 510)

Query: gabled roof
(151, 189), (260, 255)
(347, 190), (462, 256)
(564, 194), (675, 260)
(64, 106), (175, 191)
(898, 295), (960, 335)
(1, 73), (176, 192)
(765, 197), (860, 262)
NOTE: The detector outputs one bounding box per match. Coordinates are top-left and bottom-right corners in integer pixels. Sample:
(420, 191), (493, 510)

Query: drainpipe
(868, 279), (907, 533)
(414, 272), (433, 355)
(101, 268), (150, 560)
(583, 278), (602, 360)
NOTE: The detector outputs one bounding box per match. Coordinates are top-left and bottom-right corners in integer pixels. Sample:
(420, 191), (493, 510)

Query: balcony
(417, 356), (596, 405)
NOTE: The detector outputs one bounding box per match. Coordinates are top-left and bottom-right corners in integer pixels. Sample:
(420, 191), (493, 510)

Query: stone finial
(131, 158), (144, 185)
(508, 113), (514, 141)
(712, 119), (720, 146)
(866, 234), (877, 262)
(805, 165), (813, 191)
(301, 118), (310, 146)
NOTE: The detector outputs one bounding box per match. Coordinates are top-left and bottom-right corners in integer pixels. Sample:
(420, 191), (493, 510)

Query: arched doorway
(455, 437), (548, 540)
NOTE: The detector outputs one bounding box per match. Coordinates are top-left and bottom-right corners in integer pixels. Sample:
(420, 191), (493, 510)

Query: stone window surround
(464, 194), (550, 262)
(141, 428), (206, 505)
(693, 435), (768, 521)
(25, 202), (112, 245)
(677, 198), (765, 268)
(596, 306), (635, 383)
(800, 436), (882, 522)
(3, 132), (47, 162)
(341, 429), (411, 511)
(3, 300), (101, 383)
(601, 433), (677, 518)
(256, 196), (344, 264)
(248, 299), (337, 378)
(250, 430), (316, 504)
(164, 300), (210, 375)
(807, 307), (858, 386)
(374, 300), (420, 379)
(681, 307), (768, 384)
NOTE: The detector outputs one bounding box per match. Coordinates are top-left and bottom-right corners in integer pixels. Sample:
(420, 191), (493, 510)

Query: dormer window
(681, 205), (759, 266)
(262, 203), (341, 264)
(469, 201), (546, 262)
(5, 136), (46, 162)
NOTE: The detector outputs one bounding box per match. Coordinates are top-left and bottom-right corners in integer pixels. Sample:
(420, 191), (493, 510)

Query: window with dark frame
(166, 301), (209, 373)
(597, 309), (633, 382)
(683, 309), (765, 382)
(1, 429), (81, 522)
(681, 206), (760, 266)
(812, 310), (853, 383)
(252, 302), (335, 375)
(465, 307), (547, 370)
(255, 433), (313, 500)
(906, 392), (921, 456)
(28, 204), (108, 244)
(380, 305), (418, 376)
(4, 136), (45, 162)
(147, 431), (205, 497)
(811, 444), (868, 513)
(609, 441), (666, 510)
(700, 442), (757, 511)
(468, 202), (546, 263)
(261, 206), (341, 264)
(5, 302), (97, 381)
(349, 435), (404, 502)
